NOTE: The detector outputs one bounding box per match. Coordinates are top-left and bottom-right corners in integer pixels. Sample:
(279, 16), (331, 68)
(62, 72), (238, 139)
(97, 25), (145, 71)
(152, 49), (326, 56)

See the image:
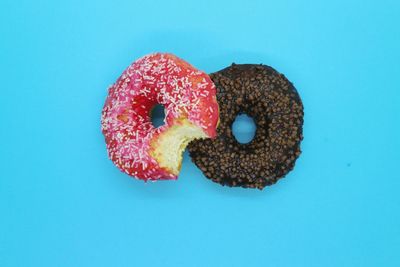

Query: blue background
(1, 0), (399, 266)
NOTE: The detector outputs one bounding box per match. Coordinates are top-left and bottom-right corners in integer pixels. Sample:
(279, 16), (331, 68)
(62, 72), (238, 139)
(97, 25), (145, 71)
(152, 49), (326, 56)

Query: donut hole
(150, 104), (166, 128)
(232, 114), (256, 144)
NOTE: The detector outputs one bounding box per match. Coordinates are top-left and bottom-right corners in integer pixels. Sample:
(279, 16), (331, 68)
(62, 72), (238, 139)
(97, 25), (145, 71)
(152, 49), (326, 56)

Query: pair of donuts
(101, 53), (303, 189)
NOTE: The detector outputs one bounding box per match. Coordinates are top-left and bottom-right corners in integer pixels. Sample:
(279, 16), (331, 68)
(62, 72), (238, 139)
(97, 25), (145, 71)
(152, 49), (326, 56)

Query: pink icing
(101, 53), (219, 181)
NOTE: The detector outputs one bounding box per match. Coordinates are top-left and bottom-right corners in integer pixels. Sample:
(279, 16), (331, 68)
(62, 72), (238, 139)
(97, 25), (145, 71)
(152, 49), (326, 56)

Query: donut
(188, 64), (303, 189)
(101, 53), (219, 181)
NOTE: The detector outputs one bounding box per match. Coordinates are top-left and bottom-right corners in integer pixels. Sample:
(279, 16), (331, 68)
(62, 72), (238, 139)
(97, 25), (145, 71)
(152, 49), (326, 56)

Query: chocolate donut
(188, 64), (304, 189)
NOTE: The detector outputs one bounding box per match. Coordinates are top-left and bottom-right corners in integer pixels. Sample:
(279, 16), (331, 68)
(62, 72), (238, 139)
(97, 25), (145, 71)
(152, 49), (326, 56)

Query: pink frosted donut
(101, 53), (219, 181)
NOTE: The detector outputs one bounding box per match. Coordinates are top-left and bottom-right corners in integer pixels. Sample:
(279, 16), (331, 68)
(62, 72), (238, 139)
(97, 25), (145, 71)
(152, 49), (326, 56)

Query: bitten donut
(188, 64), (303, 189)
(101, 53), (219, 181)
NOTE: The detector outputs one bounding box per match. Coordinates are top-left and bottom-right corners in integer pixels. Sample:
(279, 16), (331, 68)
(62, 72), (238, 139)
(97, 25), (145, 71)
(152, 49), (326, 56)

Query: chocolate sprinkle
(188, 64), (304, 189)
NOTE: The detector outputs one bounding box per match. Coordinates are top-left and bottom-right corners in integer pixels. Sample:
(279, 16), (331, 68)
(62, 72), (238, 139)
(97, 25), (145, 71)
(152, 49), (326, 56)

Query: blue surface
(1, 0), (399, 266)
(232, 114), (256, 144)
